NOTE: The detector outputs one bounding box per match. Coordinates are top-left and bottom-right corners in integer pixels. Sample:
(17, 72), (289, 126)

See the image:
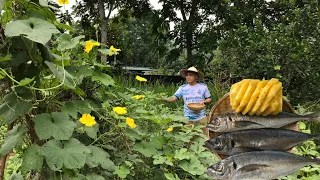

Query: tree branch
(106, 0), (115, 20)
(180, 0), (187, 21)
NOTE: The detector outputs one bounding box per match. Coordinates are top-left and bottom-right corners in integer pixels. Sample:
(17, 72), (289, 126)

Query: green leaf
(40, 138), (91, 170)
(33, 112), (76, 140)
(299, 122), (306, 130)
(45, 61), (77, 89)
(153, 155), (166, 165)
(6, 173), (24, 180)
(61, 102), (78, 119)
(86, 174), (106, 180)
(274, 65), (281, 70)
(113, 165), (130, 179)
(133, 142), (158, 157)
(174, 148), (191, 160)
(91, 72), (115, 87)
(0, 92), (32, 124)
(39, 0), (48, 7)
(0, 0), (5, 13)
(125, 128), (141, 141)
(149, 136), (167, 149)
(21, 144), (43, 174)
(86, 146), (115, 171)
(98, 49), (112, 55)
(164, 173), (180, 180)
(179, 156), (205, 175)
(5, 17), (59, 45)
(84, 124), (99, 139)
(57, 34), (85, 51)
(0, 124), (27, 157)
(53, 20), (74, 32)
(18, 77), (35, 87)
(0, 54), (12, 62)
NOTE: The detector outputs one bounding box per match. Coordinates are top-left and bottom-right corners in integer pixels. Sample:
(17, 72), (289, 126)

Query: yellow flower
(57, 0), (69, 5)
(108, 45), (121, 56)
(85, 41), (94, 53)
(79, 114), (97, 127)
(135, 75), (147, 82)
(113, 107), (127, 115)
(92, 41), (101, 46)
(126, 117), (137, 128)
(132, 95), (145, 100)
(167, 127), (173, 132)
(110, 45), (121, 52)
(85, 40), (101, 53)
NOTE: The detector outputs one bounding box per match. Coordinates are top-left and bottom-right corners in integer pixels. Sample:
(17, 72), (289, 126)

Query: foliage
(209, 0), (320, 105)
(0, 1), (219, 179)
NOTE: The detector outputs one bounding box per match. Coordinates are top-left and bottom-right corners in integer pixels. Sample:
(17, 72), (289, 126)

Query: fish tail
(304, 111), (320, 122)
(314, 158), (320, 165)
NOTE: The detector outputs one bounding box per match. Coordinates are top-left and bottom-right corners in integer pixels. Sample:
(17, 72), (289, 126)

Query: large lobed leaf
(5, 17), (59, 45)
(21, 144), (44, 174)
(86, 146), (115, 171)
(41, 138), (91, 171)
(33, 112), (76, 140)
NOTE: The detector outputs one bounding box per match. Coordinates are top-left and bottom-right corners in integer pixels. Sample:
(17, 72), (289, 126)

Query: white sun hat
(179, 66), (204, 80)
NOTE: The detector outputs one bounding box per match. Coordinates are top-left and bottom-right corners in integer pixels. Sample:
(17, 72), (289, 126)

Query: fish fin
(304, 111), (320, 122)
(238, 164), (271, 173)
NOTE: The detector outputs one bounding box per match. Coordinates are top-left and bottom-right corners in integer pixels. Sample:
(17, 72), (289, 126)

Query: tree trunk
(98, 0), (108, 64)
(185, 20), (193, 66)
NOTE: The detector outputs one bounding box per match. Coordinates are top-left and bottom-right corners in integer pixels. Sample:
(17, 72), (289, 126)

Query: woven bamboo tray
(208, 93), (299, 160)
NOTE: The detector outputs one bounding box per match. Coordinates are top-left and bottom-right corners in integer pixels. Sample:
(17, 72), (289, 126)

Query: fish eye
(213, 139), (222, 146)
(214, 163), (224, 172)
(214, 118), (220, 125)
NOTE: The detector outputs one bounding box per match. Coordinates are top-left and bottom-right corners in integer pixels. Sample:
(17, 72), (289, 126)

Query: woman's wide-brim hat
(179, 66), (204, 80)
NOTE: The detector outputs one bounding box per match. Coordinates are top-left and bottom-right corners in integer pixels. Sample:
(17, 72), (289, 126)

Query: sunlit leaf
(57, 34), (85, 51)
(5, 17), (59, 44)
(17, 77), (35, 87)
(0, 54), (12, 62)
(113, 165), (130, 179)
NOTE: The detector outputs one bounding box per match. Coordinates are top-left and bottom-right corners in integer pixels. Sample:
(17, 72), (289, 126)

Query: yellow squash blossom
(126, 117), (137, 128)
(135, 75), (147, 82)
(108, 45), (121, 56)
(85, 40), (101, 53)
(85, 41), (94, 53)
(110, 45), (121, 52)
(57, 0), (69, 5)
(132, 95), (145, 100)
(113, 107), (127, 115)
(167, 127), (173, 132)
(79, 114), (97, 127)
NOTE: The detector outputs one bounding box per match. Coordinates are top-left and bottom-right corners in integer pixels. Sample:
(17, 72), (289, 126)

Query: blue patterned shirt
(173, 83), (211, 121)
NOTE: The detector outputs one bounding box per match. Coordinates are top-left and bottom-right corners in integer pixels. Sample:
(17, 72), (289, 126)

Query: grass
(112, 75), (230, 116)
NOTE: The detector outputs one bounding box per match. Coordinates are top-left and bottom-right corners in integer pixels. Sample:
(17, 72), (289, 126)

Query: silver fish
(207, 111), (320, 132)
(205, 128), (320, 156)
(207, 151), (320, 180)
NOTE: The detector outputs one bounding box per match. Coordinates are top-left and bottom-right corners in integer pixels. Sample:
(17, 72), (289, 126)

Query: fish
(206, 111), (320, 132)
(205, 128), (320, 156)
(207, 151), (320, 180)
